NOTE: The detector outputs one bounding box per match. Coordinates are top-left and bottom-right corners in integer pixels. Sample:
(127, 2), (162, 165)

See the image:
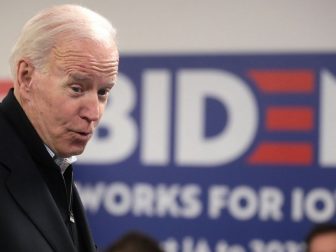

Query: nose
(80, 93), (100, 123)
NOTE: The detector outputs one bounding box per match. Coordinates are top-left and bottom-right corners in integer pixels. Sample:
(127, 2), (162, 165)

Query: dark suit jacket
(0, 90), (96, 252)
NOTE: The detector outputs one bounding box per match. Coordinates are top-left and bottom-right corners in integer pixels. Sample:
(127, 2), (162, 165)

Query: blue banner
(74, 54), (336, 252)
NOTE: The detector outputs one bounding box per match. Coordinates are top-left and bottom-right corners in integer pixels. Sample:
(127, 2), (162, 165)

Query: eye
(70, 85), (83, 94)
(98, 88), (110, 97)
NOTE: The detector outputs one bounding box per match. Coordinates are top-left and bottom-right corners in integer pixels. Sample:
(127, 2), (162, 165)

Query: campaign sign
(6, 54), (334, 252)
(74, 54), (336, 252)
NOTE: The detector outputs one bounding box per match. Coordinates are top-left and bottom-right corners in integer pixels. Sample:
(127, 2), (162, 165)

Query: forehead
(50, 39), (119, 82)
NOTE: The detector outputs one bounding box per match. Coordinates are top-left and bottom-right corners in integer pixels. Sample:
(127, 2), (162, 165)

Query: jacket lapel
(72, 186), (97, 252)
(4, 153), (76, 252)
(0, 92), (94, 252)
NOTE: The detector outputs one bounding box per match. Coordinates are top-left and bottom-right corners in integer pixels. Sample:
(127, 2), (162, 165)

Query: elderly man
(0, 4), (118, 252)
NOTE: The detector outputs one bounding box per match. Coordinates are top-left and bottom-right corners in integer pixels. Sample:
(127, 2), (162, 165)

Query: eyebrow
(69, 73), (93, 82)
(68, 72), (116, 88)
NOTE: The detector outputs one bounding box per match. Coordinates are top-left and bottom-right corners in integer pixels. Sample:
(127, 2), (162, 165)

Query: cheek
(54, 103), (78, 122)
(97, 103), (107, 120)
(100, 104), (106, 115)
(32, 93), (52, 118)
(36, 95), (69, 124)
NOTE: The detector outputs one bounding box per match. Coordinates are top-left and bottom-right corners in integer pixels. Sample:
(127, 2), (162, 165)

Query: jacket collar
(0, 89), (55, 167)
(0, 89), (69, 212)
(0, 89), (76, 251)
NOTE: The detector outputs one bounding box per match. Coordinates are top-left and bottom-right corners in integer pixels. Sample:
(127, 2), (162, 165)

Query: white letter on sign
(319, 70), (336, 167)
(175, 69), (258, 166)
(141, 70), (172, 165)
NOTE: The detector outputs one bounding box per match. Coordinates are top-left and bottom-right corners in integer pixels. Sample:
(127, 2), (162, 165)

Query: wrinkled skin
(15, 38), (119, 157)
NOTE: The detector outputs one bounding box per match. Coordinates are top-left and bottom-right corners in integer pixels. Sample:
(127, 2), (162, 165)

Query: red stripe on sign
(0, 79), (13, 95)
(248, 142), (313, 165)
(266, 106), (314, 131)
(249, 70), (314, 93)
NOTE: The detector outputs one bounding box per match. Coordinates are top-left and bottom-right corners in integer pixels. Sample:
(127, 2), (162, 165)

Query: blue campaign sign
(74, 54), (336, 252)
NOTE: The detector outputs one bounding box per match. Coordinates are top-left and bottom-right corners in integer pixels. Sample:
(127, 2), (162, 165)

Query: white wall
(1, 0), (336, 77)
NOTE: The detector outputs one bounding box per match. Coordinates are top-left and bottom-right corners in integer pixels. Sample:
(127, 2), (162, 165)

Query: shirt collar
(45, 145), (77, 174)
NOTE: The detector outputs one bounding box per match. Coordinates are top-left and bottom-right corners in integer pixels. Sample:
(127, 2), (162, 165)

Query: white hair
(10, 4), (117, 79)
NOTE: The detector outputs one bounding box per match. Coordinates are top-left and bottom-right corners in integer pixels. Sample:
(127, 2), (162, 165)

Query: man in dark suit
(0, 4), (119, 252)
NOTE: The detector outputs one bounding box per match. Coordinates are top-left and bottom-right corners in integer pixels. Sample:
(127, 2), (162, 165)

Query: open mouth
(78, 131), (91, 136)
(72, 130), (93, 140)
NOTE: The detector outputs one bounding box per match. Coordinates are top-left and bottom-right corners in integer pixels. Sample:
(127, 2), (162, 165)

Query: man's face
(309, 232), (336, 252)
(24, 38), (119, 157)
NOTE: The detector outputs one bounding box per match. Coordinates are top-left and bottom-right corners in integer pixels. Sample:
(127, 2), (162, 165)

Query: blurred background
(1, 1), (336, 251)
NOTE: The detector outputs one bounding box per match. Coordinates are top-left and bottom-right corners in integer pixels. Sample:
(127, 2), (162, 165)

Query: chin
(58, 147), (85, 158)
(56, 140), (88, 157)
(70, 149), (85, 156)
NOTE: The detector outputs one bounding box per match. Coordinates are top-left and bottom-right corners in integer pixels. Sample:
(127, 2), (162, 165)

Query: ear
(16, 59), (35, 93)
